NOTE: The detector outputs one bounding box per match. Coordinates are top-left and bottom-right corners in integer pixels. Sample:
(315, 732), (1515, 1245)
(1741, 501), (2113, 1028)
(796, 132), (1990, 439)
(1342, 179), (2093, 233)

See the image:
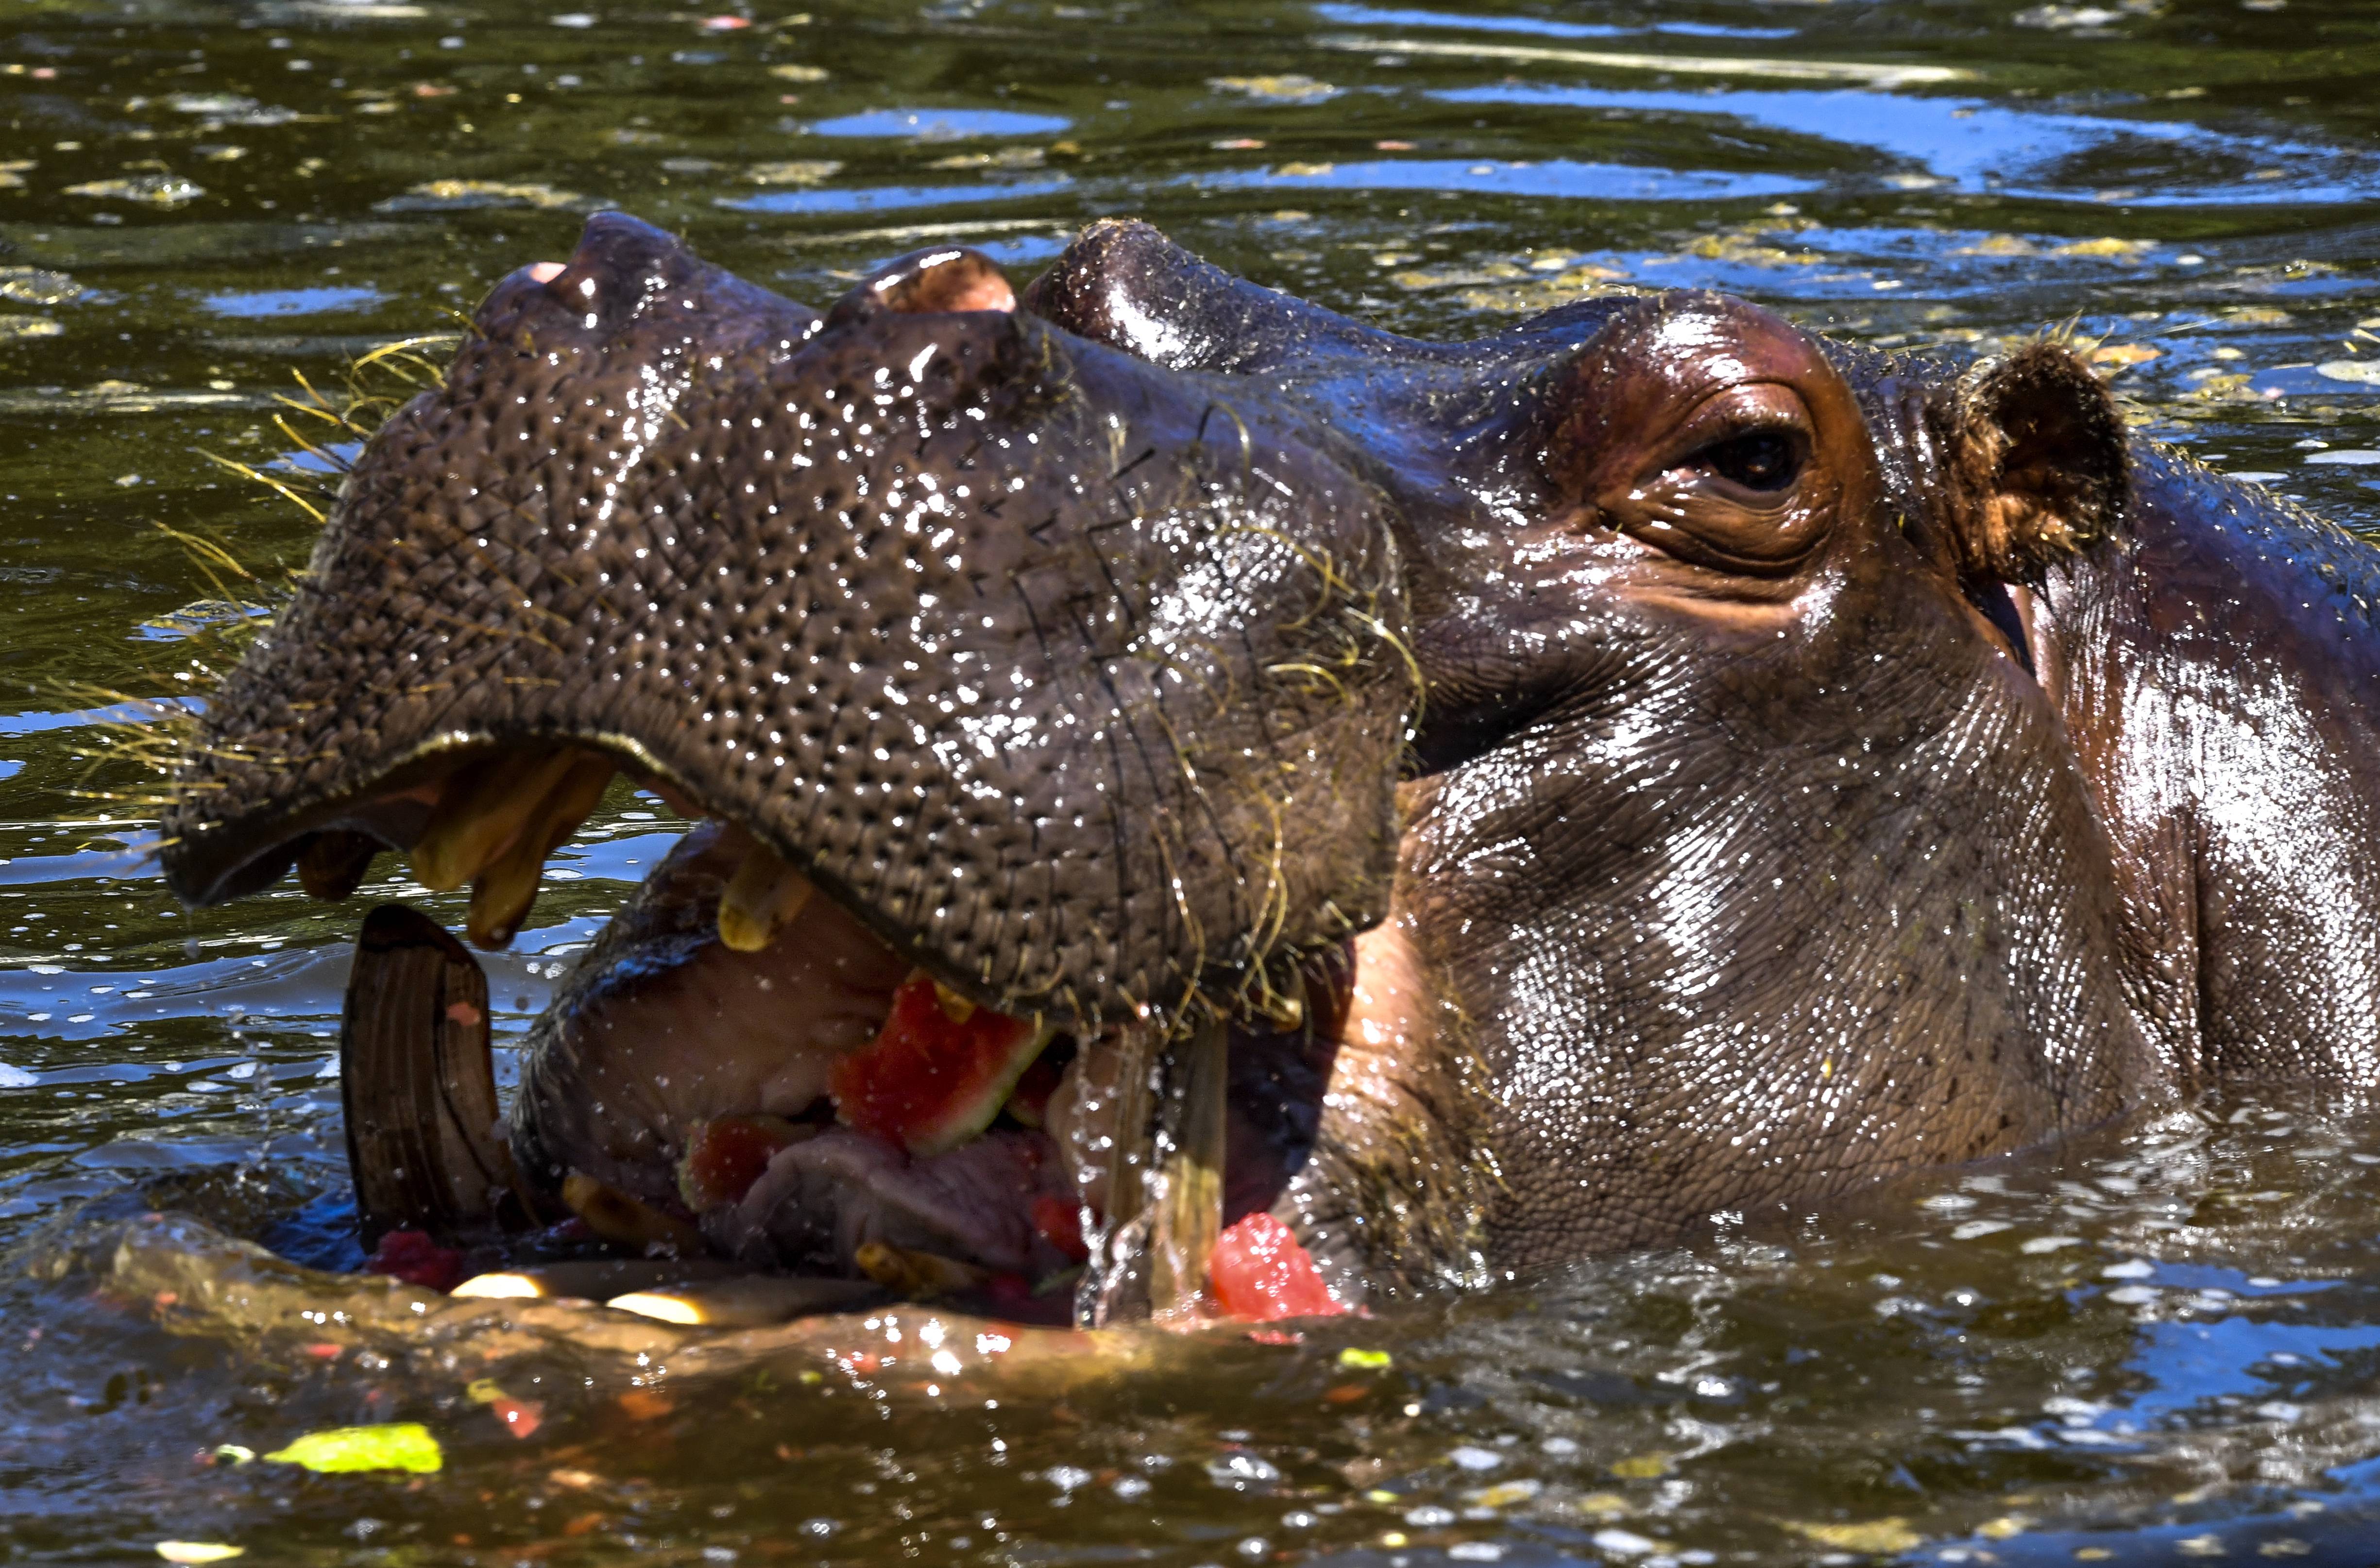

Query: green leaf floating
(262, 1423), (443, 1474)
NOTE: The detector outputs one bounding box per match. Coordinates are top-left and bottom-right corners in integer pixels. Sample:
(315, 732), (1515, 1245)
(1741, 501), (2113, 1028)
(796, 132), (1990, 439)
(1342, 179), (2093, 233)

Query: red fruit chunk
(1030, 1193), (1089, 1263)
(1209, 1213), (1346, 1322)
(363, 1228), (465, 1293)
(676, 1113), (800, 1211)
(1003, 1053), (1066, 1129)
(831, 971), (1051, 1156)
(489, 1394), (544, 1440)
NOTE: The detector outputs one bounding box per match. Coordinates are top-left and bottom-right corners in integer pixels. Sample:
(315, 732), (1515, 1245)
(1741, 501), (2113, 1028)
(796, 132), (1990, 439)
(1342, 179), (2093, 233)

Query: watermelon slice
(1002, 1051), (1068, 1129)
(675, 1113), (803, 1211)
(831, 970), (1053, 1156)
(1209, 1212), (1347, 1322)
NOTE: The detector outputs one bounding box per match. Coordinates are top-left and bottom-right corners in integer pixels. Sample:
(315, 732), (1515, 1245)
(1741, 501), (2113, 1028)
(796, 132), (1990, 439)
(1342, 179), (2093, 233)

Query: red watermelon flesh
(830, 971), (1052, 1156)
(1209, 1212), (1347, 1321)
(676, 1113), (803, 1211)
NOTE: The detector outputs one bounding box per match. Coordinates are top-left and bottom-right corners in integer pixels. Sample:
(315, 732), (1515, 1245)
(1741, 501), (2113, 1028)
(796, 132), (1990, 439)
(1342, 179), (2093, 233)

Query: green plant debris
(262, 1423), (443, 1474)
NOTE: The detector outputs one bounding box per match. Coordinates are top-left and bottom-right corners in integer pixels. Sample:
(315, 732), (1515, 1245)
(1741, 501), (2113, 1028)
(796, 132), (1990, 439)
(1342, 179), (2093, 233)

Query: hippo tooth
(1148, 1016), (1227, 1321)
(559, 1170), (707, 1257)
(715, 837), (815, 952)
(462, 755), (614, 948)
(851, 1237), (987, 1298)
(409, 746), (580, 893)
(930, 976), (977, 1024)
(297, 828), (381, 901)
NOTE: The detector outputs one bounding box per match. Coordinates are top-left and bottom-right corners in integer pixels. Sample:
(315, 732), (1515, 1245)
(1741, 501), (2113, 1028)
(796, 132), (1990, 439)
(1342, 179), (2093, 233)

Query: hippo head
(159, 214), (1412, 1027)
(1023, 221), (2142, 1267)
(160, 212), (2142, 1297)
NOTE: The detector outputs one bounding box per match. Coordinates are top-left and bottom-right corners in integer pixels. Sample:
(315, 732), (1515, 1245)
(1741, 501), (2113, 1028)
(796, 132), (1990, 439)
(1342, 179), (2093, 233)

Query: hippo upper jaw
(157, 213), (1416, 1034)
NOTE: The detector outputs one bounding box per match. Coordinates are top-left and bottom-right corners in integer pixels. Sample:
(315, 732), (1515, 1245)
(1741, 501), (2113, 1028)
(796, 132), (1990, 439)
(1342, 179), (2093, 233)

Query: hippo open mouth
(498, 815), (1348, 1323)
(164, 196), (2196, 1308)
(158, 212), (1409, 1321)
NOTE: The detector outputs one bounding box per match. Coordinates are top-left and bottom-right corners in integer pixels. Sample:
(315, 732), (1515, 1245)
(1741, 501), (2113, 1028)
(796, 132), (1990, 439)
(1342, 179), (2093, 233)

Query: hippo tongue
(705, 1126), (1080, 1280)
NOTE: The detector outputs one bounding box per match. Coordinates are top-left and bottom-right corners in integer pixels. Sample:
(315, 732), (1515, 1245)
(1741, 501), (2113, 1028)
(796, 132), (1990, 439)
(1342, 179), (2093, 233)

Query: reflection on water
(4, 0), (2380, 1559)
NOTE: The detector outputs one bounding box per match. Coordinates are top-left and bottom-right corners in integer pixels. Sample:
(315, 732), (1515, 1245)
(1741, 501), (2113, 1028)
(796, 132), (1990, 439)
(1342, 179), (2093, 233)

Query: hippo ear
(1936, 339), (2130, 584)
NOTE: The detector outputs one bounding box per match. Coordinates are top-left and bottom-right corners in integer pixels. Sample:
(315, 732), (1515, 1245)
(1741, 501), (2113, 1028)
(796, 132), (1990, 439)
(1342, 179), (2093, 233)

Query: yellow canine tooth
(464, 755), (615, 948)
(409, 746), (578, 893)
(716, 837), (815, 952)
(559, 1171), (707, 1258)
(930, 978), (977, 1025)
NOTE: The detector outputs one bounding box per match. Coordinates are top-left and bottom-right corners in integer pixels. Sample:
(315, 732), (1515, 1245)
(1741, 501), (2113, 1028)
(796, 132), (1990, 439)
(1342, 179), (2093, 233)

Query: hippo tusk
(560, 1170), (708, 1257)
(463, 753), (616, 948)
(298, 828), (382, 901)
(340, 903), (530, 1242)
(1148, 1015), (1228, 1321)
(1068, 1014), (1228, 1326)
(408, 745), (582, 893)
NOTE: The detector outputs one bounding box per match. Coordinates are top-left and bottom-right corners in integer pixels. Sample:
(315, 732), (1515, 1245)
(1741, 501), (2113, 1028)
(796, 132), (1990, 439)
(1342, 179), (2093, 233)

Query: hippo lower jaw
(290, 753), (1328, 1321)
(499, 818), (1108, 1314)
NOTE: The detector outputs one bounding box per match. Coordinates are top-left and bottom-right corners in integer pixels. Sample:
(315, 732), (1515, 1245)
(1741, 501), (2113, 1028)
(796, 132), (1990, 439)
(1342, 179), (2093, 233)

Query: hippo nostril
(527, 262), (567, 285)
(879, 249), (1016, 315)
(823, 246), (1017, 333)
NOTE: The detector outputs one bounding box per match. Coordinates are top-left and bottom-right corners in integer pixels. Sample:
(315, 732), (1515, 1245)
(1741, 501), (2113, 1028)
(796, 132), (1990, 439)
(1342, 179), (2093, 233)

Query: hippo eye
(1691, 429), (1803, 493)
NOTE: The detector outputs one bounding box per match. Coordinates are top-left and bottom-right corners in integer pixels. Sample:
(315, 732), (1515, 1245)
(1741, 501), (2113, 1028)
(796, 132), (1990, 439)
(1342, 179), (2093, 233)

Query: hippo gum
(154, 212), (2380, 1322)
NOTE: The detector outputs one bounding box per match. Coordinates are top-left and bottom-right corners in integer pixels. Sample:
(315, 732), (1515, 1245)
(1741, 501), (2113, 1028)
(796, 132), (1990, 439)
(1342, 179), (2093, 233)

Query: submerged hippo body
(156, 211), (2380, 1307)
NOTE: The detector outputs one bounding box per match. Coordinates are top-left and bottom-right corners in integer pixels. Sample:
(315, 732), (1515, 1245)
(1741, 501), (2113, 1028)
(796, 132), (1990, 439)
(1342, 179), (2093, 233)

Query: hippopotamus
(153, 210), (2380, 1318)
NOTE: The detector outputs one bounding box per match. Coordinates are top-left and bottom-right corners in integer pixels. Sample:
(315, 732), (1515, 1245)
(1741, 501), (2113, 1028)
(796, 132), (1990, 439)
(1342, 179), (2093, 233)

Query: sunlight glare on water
(4, 0), (2380, 1560)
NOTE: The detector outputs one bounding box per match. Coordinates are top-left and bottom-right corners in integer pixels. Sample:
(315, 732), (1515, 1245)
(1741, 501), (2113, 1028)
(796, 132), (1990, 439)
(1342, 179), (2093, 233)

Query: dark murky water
(8, 0), (2380, 1561)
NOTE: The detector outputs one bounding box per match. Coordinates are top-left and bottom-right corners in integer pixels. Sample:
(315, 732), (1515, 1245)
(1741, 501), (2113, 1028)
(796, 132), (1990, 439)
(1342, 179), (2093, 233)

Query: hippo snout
(160, 213), (1415, 1031)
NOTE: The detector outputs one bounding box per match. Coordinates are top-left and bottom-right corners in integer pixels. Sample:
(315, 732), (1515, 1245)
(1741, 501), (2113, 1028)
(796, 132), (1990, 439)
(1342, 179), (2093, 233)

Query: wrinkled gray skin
(160, 213), (2380, 1296)
(160, 214), (1411, 1025)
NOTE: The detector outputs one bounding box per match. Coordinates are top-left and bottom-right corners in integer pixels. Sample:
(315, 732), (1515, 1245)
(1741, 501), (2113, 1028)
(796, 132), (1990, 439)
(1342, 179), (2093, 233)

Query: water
(6, 0), (2380, 1559)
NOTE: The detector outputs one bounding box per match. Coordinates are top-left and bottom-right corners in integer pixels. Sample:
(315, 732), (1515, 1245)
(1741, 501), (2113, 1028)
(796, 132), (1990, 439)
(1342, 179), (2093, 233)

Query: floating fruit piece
(465, 1379), (544, 1439)
(452, 1258), (741, 1301)
(675, 1114), (802, 1211)
(830, 971), (1051, 1157)
(1208, 1212), (1346, 1321)
(607, 1275), (879, 1327)
(155, 1545), (245, 1564)
(263, 1422), (443, 1474)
